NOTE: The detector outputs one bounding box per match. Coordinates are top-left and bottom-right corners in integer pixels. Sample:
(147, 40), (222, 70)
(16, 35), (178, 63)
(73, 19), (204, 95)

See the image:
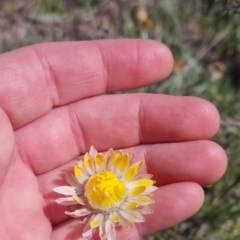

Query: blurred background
(1, 0), (240, 239)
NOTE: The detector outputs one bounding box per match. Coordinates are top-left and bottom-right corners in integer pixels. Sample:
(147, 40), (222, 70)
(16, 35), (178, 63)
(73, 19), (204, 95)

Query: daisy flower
(53, 146), (157, 240)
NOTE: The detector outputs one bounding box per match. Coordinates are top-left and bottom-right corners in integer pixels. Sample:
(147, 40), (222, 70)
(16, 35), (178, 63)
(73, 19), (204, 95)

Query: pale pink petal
(65, 173), (79, 187)
(77, 161), (90, 177)
(95, 153), (107, 173)
(75, 185), (84, 195)
(89, 145), (98, 158)
(90, 213), (104, 228)
(105, 220), (116, 240)
(118, 214), (133, 228)
(141, 186), (158, 195)
(106, 149), (116, 172)
(55, 197), (78, 206)
(82, 228), (94, 238)
(53, 186), (76, 195)
(119, 209), (145, 223)
(79, 218), (88, 224)
(133, 174), (153, 180)
(83, 151), (97, 175)
(128, 195), (154, 206)
(99, 224), (104, 239)
(82, 216), (95, 238)
(99, 220), (116, 240)
(72, 195), (86, 205)
(126, 179), (155, 189)
(65, 208), (91, 218)
(108, 211), (120, 223)
(137, 206), (153, 215)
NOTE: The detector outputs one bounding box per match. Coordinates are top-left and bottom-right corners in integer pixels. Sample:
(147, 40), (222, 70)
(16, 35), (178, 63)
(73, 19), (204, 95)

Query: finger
(0, 39), (173, 128)
(146, 140), (227, 186)
(16, 94), (220, 174)
(51, 183), (204, 240)
(38, 141), (226, 225)
(137, 182), (204, 238)
(0, 108), (15, 184)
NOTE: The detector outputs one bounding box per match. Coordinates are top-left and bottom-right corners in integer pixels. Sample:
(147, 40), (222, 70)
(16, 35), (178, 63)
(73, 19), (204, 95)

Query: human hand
(0, 40), (227, 240)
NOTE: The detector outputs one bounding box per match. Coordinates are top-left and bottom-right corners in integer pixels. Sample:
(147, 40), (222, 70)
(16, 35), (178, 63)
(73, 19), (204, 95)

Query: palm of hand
(0, 141), (51, 239)
(0, 40), (227, 240)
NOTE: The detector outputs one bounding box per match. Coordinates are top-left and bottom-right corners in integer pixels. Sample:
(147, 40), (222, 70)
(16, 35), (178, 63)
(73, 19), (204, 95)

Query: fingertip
(179, 97), (220, 140)
(198, 99), (220, 137)
(159, 182), (205, 218)
(185, 182), (205, 209)
(152, 40), (174, 80)
(134, 39), (174, 83)
(204, 141), (228, 183)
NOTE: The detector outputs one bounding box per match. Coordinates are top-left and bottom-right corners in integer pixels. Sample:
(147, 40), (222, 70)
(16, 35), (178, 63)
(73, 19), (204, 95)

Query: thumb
(0, 108), (15, 184)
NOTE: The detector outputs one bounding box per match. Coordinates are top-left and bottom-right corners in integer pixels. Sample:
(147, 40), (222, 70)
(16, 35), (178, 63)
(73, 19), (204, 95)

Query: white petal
(65, 208), (91, 218)
(109, 211), (120, 223)
(90, 213), (104, 228)
(126, 179), (155, 189)
(105, 220), (116, 240)
(119, 209), (145, 223)
(95, 153), (106, 173)
(79, 218), (88, 224)
(72, 195), (86, 205)
(89, 145), (98, 158)
(134, 174), (153, 180)
(75, 185), (84, 195)
(53, 186), (76, 195)
(137, 206), (153, 215)
(83, 154), (95, 175)
(82, 217), (95, 237)
(77, 161), (90, 178)
(65, 173), (79, 187)
(99, 224), (104, 239)
(55, 197), (78, 206)
(99, 220), (116, 240)
(82, 227), (94, 238)
(141, 186), (158, 195)
(118, 214), (133, 228)
(128, 195), (154, 206)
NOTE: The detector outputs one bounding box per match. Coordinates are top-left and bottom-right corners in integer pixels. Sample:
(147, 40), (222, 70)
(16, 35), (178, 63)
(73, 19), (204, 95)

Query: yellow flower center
(85, 171), (126, 211)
